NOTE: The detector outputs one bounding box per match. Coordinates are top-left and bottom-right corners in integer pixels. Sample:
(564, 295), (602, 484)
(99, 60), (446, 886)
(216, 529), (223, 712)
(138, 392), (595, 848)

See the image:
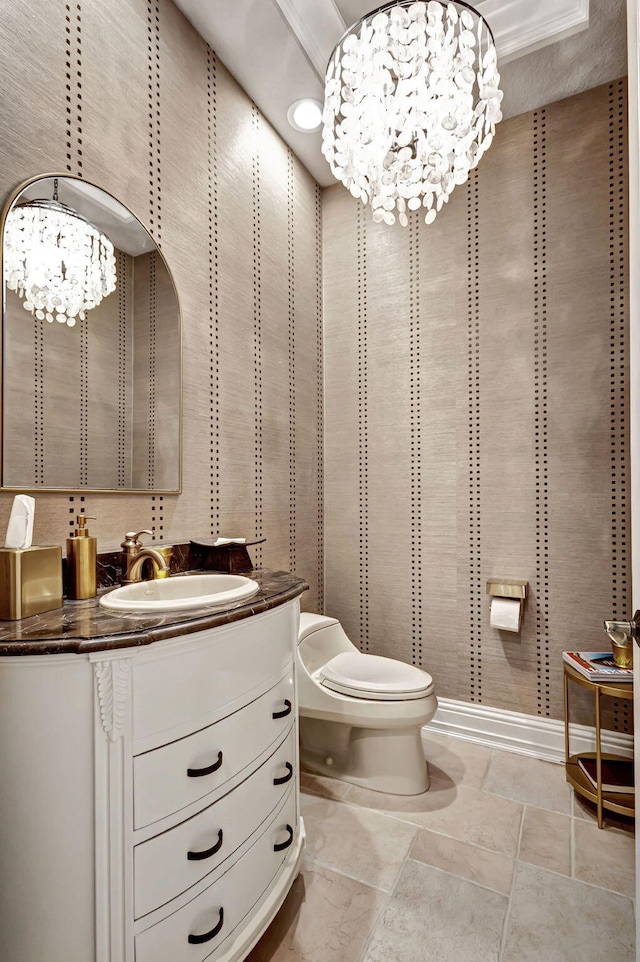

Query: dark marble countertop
(0, 569), (308, 656)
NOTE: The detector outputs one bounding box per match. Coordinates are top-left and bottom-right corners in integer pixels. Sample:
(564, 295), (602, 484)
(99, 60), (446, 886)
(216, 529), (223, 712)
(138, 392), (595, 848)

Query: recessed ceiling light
(287, 99), (323, 133)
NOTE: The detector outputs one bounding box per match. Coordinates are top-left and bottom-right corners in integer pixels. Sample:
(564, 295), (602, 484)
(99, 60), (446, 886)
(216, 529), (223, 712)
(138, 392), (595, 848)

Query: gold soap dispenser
(66, 515), (97, 599)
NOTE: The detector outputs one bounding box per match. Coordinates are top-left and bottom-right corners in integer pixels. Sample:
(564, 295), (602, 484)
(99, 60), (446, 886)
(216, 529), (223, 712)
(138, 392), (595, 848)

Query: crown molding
(478, 0), (590, 64)
(273, 0), (345, 79)
(285, 0), (592, 74)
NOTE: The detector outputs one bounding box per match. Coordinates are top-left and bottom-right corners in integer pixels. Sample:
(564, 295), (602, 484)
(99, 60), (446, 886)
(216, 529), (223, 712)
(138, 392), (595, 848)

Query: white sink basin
(99, 574), (260, 613)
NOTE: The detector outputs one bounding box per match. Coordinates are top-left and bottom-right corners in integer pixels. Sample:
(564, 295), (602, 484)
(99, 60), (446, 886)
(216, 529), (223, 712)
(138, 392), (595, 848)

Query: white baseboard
(428, 697), (634, 765)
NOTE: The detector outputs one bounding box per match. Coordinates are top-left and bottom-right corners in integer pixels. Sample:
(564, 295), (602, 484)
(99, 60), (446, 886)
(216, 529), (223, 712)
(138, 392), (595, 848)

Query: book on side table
(577, 757), (635, 794)
(562, 651), (633, 683)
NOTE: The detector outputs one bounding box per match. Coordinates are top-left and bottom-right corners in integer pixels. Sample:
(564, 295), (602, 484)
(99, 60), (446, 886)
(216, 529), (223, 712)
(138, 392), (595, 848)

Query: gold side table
(563, 662), (634, 828)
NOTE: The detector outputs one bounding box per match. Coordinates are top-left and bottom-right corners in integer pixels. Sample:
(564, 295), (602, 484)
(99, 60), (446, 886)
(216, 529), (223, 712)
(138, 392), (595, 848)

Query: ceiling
(173, 0), (627, 187)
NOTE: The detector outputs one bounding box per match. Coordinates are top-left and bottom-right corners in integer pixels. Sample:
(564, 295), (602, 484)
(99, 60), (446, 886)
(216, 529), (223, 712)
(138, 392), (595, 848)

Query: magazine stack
(562, 651), (633, 683)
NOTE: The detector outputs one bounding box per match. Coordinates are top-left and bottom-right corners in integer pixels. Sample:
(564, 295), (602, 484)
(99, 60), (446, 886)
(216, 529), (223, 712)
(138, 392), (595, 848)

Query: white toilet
(297, 613), (438, 795)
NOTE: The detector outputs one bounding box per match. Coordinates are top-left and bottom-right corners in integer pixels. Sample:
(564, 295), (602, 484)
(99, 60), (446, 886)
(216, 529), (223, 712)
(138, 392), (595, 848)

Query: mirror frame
(0, 173), (183, 494)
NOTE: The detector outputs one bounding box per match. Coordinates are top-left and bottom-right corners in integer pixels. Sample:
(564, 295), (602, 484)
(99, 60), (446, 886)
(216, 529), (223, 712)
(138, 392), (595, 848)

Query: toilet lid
(319, 651), (434, 701)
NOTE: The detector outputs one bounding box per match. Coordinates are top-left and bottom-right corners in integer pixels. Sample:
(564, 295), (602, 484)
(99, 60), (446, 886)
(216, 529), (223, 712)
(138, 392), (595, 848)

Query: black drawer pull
(187, 751), (223, 778)
(273, 762), (293, 786)
(273, 823), (294, 852)
(272, 699), (292, 720)
(187, 829), (223, 861)
(187, 907), (224, 945)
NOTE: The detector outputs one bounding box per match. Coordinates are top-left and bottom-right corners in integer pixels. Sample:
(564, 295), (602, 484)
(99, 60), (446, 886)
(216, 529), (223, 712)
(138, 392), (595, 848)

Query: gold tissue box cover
(0, 546), (63, 620)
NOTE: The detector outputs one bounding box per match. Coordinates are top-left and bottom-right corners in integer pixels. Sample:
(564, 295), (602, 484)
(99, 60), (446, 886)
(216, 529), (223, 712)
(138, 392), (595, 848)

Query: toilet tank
(298, 612), (358, 674)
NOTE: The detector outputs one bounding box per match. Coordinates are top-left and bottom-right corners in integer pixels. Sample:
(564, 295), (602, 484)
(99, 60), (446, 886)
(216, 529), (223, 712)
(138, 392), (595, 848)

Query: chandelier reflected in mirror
(322, 0), (503, 226)
(3, 178), (117, 327)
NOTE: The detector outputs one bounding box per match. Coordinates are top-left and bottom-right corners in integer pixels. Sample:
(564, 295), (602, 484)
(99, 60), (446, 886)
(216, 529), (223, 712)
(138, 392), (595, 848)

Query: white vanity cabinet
(0, 597), (304, 962)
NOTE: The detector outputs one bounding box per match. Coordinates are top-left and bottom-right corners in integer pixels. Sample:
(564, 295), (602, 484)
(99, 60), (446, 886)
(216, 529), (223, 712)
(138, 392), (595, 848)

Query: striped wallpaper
(0, 0), (324, 612)
(323, 79), (629, 723)
(0, 3), (630, 722)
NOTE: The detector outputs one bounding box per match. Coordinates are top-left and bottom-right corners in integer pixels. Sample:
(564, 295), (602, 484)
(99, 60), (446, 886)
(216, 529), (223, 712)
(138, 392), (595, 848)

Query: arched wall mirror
(1, 174), (181, 493)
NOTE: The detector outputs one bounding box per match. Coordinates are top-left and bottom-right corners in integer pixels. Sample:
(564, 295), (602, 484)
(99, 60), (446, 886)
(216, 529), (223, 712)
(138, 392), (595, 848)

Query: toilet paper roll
(490, 597), (521, 632)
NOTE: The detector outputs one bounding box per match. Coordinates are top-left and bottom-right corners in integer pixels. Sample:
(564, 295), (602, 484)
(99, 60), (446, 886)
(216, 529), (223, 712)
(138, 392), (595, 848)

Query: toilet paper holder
(486, 578), (528, 632)
(486, 578), (528, 601)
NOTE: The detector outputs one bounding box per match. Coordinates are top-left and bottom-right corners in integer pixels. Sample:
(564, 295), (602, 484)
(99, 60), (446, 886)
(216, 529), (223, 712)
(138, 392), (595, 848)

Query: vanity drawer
(134, 726), (297, 918)
(133, 670), (294, 829)
(135, 790), (298, 962)
(132, 603), (296, 744)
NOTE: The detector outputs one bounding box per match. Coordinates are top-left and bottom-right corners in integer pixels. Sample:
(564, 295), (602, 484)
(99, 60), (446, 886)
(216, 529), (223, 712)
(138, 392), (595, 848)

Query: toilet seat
(319, 651), (434, 701)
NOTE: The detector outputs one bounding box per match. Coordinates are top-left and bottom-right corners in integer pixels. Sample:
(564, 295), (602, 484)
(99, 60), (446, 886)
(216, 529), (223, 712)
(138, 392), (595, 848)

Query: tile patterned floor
(246, 732), (636, 962)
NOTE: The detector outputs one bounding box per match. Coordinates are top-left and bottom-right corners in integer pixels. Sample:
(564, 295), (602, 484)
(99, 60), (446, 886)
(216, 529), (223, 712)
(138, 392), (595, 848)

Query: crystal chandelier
(322, 0), (503, 226)
(4, 179), (117, 327)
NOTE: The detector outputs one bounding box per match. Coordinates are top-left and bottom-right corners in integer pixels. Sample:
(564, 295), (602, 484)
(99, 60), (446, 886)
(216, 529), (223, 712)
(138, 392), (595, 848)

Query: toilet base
(300, 717), (430, 795)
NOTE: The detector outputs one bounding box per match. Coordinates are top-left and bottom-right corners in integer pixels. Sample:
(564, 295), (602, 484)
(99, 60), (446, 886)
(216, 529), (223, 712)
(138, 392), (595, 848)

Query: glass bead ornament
(4, 198), (117, 327)
(322, 0), (503, 226)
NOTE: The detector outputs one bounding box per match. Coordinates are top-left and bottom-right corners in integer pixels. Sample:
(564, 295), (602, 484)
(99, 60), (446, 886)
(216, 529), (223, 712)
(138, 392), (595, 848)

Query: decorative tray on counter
(190, 538), (266, 572)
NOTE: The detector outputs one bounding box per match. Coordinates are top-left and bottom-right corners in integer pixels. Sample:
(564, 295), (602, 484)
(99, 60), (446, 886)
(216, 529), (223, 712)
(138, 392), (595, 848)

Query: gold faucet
(121, 530), (171, 584)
